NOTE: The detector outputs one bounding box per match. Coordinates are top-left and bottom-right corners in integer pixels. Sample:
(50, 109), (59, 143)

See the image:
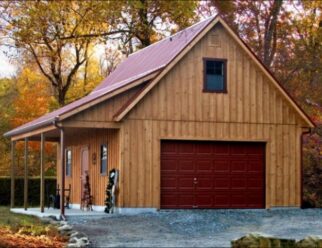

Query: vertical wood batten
(40, 133), (45, 213)
(10, 140), (15, 208)
(24, 138), (28, 211)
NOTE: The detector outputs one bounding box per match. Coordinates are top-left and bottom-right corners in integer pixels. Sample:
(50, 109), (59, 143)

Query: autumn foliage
(0, 228), (66, 248)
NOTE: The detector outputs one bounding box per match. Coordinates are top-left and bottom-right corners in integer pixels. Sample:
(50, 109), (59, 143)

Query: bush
(0, 177), (56, 207)
(302, 126), (322, 208)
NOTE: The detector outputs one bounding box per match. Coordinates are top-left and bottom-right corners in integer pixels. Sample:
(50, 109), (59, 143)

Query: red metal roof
(4, 16), (216, 137)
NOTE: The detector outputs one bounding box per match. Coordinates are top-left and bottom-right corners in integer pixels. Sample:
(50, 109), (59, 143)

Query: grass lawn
(0, 207), (67, 248)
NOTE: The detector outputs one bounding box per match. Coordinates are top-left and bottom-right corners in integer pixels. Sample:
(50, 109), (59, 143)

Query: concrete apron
(10, 208), (107, 220)
(10, 207), (158, 220)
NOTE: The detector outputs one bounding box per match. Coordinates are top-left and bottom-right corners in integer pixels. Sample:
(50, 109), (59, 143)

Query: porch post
(10, 140), (15, 208)
(24, 137), (28, 211)
(40, 133), (45, 213)
(60, 128), (65, 218)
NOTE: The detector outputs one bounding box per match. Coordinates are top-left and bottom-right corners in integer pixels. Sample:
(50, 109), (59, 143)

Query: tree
(66, 54), (105, 102)
(0, 1), (105, 105)
(10, 66), (57, 176)
(283, 1), (322, 107)
(99, 45), (124, 78)
(56, 0), (198, 53)
(209, 0), (285, 67)
(0, 1), (198, 105)
(0, 77), (16, 175)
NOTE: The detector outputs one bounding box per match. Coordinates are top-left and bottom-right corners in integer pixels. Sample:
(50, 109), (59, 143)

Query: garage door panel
(214, 144), (229, 155)
(161, 176), (177, 190)
(214, 193), (230, 207)
(231, 192), (246, 207)
(247, 160), (264, 172)
(178, 177), (195, 190)
(160, 194), (177, 208)
(177, 195), (194, 207)
(161, 159), (177, 172)
(196, 143), (213, 154)
(161, 141), (265, 209)
(231, 177), (246, 189)
(214, 177), (230, 189)
(178, 160), (194, 173)
(230, 144), (246, 155)
(214, 160), (230, 173)
(195, 160), (212, 173)
(161, 142), (177, 154)
(231, 161), (247, 173)
(247, 191), (264, 207)
(246, 145), (265, 155)
(196, 177), (213, 190)
(247, 178), (263, 189)
(196, 194), (213, 207)
(178, 142), (195, 154)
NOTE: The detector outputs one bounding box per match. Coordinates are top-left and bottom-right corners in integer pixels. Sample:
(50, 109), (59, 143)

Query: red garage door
(161, 140), (265, 209)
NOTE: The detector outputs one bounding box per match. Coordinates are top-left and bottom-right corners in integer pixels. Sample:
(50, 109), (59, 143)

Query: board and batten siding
(55, 84), (140, 207)
(58, 23), (307, 209)
(117, 23), (306, 208)
(70, 84), (145, 122)
(57, 129), (119, 206)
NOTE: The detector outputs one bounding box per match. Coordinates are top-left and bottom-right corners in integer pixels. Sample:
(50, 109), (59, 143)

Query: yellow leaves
(11, 66), (51, 128)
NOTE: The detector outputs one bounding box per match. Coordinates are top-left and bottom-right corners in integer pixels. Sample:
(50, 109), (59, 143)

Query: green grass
(0, 206), (57, 236)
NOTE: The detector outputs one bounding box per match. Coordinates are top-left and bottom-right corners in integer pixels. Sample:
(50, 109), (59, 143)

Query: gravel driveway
(69, 209), (322, 247)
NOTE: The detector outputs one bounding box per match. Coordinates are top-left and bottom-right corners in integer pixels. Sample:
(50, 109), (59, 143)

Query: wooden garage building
(5, 15), (315, 215)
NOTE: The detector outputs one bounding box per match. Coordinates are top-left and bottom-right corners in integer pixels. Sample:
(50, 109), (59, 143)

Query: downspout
(301, 127), (312, 208)
(53, 117), (66, 220)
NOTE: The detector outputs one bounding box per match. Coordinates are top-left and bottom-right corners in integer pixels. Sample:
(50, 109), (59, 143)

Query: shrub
(0, 177), (56, 207)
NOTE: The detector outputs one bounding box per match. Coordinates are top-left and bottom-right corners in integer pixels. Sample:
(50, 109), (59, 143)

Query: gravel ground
(68, 209), (322, 247)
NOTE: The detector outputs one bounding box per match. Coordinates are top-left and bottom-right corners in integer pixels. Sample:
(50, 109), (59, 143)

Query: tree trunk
(58, 90), (66, 106)
(137, 0), (151, 47)
(263, 0), (283, 67)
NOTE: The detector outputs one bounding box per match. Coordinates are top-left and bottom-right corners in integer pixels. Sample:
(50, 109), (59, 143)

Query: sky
(0, 50), (16, 78)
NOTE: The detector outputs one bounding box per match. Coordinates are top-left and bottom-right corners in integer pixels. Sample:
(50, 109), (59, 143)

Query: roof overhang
(4, 70), (160, 139)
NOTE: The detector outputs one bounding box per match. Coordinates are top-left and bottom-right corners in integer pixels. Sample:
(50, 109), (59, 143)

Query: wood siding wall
(57, 129), (119, 206)
(118, 24), (305, 208)
(119, 120), (302, 208)
(59, 23), (307, 209)
(70, 85), (144, 122)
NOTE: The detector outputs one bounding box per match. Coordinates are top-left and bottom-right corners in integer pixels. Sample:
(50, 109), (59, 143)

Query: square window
(203, 59), (227, 93)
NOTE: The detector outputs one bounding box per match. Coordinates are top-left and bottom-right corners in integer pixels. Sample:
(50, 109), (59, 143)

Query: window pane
(101, 144), (108, 174)
(206, 61), (223, 75)
(205, 60), (225, 91)
(66, 149), (71, 176)
(206, 75), (224, 90)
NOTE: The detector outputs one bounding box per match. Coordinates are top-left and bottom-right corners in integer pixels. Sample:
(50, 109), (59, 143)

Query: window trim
(100, 144), (108, 176)
(65, 148), (72, 177)
(203, 58), (227, 93)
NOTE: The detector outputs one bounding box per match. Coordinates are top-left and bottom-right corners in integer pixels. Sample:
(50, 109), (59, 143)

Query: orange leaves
(11, 67), (52, 129)
(0, 227), (67, 248)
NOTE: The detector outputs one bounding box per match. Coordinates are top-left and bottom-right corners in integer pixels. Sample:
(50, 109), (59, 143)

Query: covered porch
(8, 120), (120, 220)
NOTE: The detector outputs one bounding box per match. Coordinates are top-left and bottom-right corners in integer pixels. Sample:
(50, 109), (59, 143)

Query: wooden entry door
(161, 140), (265, 209)
(81, 146), (89, 200)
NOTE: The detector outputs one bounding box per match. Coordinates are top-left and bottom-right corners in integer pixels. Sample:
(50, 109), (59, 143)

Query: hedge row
(0, 177), (57, 207)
